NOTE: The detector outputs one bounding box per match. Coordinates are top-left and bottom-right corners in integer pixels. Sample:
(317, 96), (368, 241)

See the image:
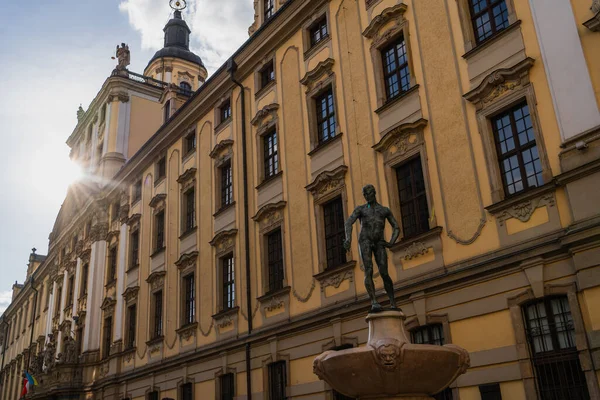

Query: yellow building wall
(450, 310), (516, 353)
(128, 96), (163, 159)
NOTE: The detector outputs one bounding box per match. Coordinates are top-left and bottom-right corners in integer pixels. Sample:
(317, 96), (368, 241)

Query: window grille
(264, 129), (279, 179)
(222, 255), (235, 310)
(396, 156), (429, 238)
(323, 197), (346, 269)
(267, 229), (284, 292)
(469, 0), (509, 44)
(381, 35), (410, 101)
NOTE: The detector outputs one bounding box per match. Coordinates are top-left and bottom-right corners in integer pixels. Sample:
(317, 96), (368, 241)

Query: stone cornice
(126, 213), (142, 227)
(252, 201), (287, 222)
(373, 119), (428, 153)
(149, 193), (167, 209)
(174, 252), (199, 270)
(122, 286), (140, 303)
(300, 58), (334, 91)
(177, 168), (197, 184)
(250, 103), (279, 127)
(305, 165), (348, 200)
(209, 140), (234, 159)
(362, 3), (408, 39)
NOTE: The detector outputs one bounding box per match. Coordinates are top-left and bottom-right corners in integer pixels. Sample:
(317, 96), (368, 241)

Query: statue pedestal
(313, 311), (469, 399)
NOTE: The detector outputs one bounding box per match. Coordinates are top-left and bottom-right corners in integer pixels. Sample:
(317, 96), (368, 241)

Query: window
(103, 316), (112, 358)
(112, 202), (120, 222)
(396, 157), (429, 238)
(184, 131), (196, 156)
(267, 229), (284, 293)
(315, 88), (336, 144)
(220, 99), (232, 123)
(130, 230), (140, 268)
(80, 263), (89, 297)
(148, 391), (159, 400)
(260, 61), (275, 90)
(66, 275), (74, 307)
(469, 0), (509, 44)
(264, 0), (275, 20)
(183, 188), (196, 232)
(55, 286), (62, 317)
(154, 210), (165, 251)
(126, 304), (136, 349)
(181, 382), (193, 400)
(157, 156), (166, 180)
(220, 373), (235, 400)
(309, 16), (328, 47)
(222, 254), (235, 311)
(381, 35), (410, 101)
(492, 102), (543, 197)
(164, 100), (171, 122)
(263, 129), (279, 179)
(220, 161), (233, 208)
(268, 361), (287, 400)
(523, 297), (590, 400)
(411, 324), (453, 400)
(479, 383), (501, 400)
(107, 246), (118, 283)
(133, 180), (142, 203)
(180, 81), (192, 94)
(183, 274), (195, 325)
(323, 197), (347, 269)
(152, 291), (163, 339)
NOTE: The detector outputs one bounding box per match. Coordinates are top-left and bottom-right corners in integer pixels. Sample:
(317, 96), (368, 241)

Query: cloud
(119, 0), (254, 73)
(0, 290), (12, 316)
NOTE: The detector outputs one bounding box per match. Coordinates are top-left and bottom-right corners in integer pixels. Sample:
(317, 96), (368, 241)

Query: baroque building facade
(2, 0), (600, 399)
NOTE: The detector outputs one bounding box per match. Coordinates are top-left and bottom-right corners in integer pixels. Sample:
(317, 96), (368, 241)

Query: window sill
(176, 322), (198, 339)
(462, 21), (522, 60)
(179, 226), (197, 240)
(146, 335), (164, 347)
(374, 85), (420, 115)
(131, 198), (141, 207)
(314, 260), (356, 282)
(308, 132), (343, 157)
(390, 226), (443, 254)
(214, 202), (236, 218)
(215, 117), (232, 134)
(150, 247), (166, 258)
(304, 35), (331, 60)
(485, 181), (556, 216)
(154, 176), (166, 187)
(126, 264), (139, 273)
(256, 170), (283, 190)
(257, 286), (291, 303)
(255, 80), (276, 100)
(212, 306), (240, 321)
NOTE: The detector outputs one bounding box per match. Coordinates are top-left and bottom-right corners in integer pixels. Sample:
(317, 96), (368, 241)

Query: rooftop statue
(115, 43), (130, 72)
(344, 184), (400, 312)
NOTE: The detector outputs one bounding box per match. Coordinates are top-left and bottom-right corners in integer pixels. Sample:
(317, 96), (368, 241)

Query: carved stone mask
(375, 339), (401, 371)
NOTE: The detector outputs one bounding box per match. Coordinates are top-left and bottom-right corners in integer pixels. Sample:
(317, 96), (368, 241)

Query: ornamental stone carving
(250, 104), (279, 133)
(122, 286), (139, 303)
(177, 323), (197, 341)
(584, 0), (600, 31)
(318, 267), (354, 293)
(305, 165), (348, 202)
(300, 58), (335, 93)
(252, 201), (286, 233)
(496, 192), (555, 226)
(174, 252), (198, 271)
(210, 229), (237, 256)
(90, 223), (109, 243)
(373, 119), (427, 163)
(177, 168), (197, 193)
(149, 193), (167, 210)
(403, 242), (428, 260)
(146, 271), (166, 291)
(363, 3), (408, 39)
(100, 297), (116, 313)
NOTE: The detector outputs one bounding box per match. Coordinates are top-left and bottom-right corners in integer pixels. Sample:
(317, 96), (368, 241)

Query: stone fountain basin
(314, 343), (466, 398)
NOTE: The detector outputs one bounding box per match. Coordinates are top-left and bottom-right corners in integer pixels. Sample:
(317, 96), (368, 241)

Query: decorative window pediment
(305, 165), (348, 202)
(373, 119), (427, 163)
(464, 57), (535, 110)
(363, 4), (408, 45)
(126, 213), (141, 231)
(100, 297), (116, 312)
(584, 0), (600, 31)
(300, 58), (335, 93)
(149, 193), (167, 210)
(252, 201), (286, 233)
(122, 286), (139, 303)
(251, 104), (279, 132)
(106, 230), (120, 244)
(209, 140), (234, 165)
(175, 251), (198, 271)
(146, 271), (166, 291)
(210, 229), (237, 256)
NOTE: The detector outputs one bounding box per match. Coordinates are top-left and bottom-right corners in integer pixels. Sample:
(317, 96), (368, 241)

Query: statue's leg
(375, 243), (398, 309)
(360, 240), (381, 311)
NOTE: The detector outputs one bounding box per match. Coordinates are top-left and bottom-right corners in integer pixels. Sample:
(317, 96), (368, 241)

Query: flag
(25, 371), (38, 387)
(21, 377), (29, 397)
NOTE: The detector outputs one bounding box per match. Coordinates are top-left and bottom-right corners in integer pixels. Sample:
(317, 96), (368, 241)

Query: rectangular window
(80, 263), (89, 297)
(148, 391), (159, 400)
(103, 316), (112, 359)
(260, 61), (275, 89)
(492, 102), (543, 197)
(523, 297), (590, 400)
(112, 202), (120, 222)
(220, 373), (235, 400)
(181, 382), (193, 400)
(479, 383), (501, 400)
(396, 156), (429, 238)
(133, 180), (142, 203)
(222, 254), (235, 310)
(263, 129), (279, 179)
(309, 16), (328, 47)
(264, 0), (275, 20)
(184, 188), (196, 232)
(126, 304), (136, 349)
(220, 161), (233, 208)
(155, 210), (165, 250)
(55, 287), (62, 317)
(184, 131), (196, 155)
(108, 246), (118, 283)
(323, 197), (347, 270)
(220, 99), (232, 123)
(267, 229), (284, 293)
(411, 324), (453, 400)
(183, 274), (195, 325)
(268, 361), (287, 400)
(66, 275), (74, 307)
(164, 100), (171, 122)
(130, 230), (140, 268)
(315, 88), (336, 144)
(469, 0), (509, 44)
(381, 35), (410, 101)
(157, 156), (166, 180)
(153, 290), (163, 339)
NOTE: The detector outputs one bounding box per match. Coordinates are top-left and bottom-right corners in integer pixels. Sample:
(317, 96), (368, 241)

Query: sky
(0, 0), (253, 314)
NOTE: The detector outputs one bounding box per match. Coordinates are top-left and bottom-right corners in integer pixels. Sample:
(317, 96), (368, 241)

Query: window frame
(220, 253), (236, 311)
(395, 155), (430, 239)
(264, 0), (275, 21)
(267, 360), (287, 400)
(183, 130), (197, 157)
(107, 244), (118, 285)
(314, 87), (337, 145)
(380, 34), (411, 102)
(125, 303), (137, 350)
(309, 15), (328, 48)
(219, 99), (232, 125)
(132, 180), (142, 204)
(455, 0), (517, 52)
(102, 315), (113, 359)
(262, 128), (279, 181)
(129, 229), (140, 270)
(156, 155), (167, 182)
(182, 273), (196, 326)
(257, 60), (276, 94)
(182, 187), (196, 234)
(266, 228), (284, 293)
(154, 209), (166, 252)
(152, 290), (163, 339)
(219, 160), (233, 209)
(219, 372), (235, 400)
(322, 196), (347, 270)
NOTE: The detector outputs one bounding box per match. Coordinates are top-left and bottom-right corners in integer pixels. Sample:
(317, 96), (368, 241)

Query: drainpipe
(27, 276), (38, 371)
(227, 58), (252, 400)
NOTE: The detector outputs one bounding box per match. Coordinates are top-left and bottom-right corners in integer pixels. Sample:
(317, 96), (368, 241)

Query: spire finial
(169, 0), (187, 11)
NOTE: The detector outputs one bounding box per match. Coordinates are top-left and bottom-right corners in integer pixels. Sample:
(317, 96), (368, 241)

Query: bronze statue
(344, 184), (400, 312)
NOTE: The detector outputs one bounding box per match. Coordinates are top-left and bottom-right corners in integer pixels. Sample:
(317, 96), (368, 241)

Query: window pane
(381, 35), (411, 101)
(315, 88), (336, 144)
(323, 197), (347, 269)
(395, 157), (429, 238)
(470, 0), (509, 43)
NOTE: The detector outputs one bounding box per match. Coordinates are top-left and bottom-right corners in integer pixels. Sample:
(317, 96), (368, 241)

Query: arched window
(180, 81), (192, 94)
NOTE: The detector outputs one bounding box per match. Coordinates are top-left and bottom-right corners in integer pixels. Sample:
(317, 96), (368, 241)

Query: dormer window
(180, 81), (192, 94)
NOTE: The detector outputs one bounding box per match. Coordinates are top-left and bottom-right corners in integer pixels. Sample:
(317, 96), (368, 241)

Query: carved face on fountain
(375, 339), (401, 371)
